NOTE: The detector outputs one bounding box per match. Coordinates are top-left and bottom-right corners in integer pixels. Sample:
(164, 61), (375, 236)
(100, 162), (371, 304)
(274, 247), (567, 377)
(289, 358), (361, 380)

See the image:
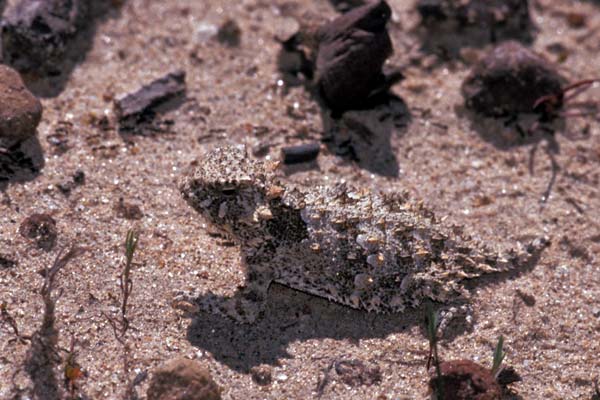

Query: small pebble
(114, 70), (186, 129)
(281, 142), (320, 164)
(250, 365), (272, 386)
(147, 358), (221, 400)
(19, 213), (57, 251)
(566, 12), (586, 29)
(216, 19), (241, 47)
(429, 359), (501, 400)
(0, 65), (43, 144)
(1, 0), (90, 74)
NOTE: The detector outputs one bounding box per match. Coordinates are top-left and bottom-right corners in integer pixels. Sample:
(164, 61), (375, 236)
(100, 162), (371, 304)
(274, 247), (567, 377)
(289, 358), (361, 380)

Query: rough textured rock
(461, 41), (565, 118)
(315, 0), (394, 111)
(0, 65), (43, 143)
(147, 358), (221, 400)
(1, 0), (90, 75)
(114, 70), (186, 129)
(429, 359), (502, 400)
(281, 0), (398, 112)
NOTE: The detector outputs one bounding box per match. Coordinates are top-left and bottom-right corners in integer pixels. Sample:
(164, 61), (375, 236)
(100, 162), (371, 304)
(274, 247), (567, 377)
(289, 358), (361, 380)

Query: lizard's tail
(501, 235), (551, 271)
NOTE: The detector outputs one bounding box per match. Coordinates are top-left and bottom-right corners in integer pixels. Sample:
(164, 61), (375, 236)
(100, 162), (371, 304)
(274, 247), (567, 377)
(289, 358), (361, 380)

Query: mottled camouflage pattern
(179, 145), (549, 323)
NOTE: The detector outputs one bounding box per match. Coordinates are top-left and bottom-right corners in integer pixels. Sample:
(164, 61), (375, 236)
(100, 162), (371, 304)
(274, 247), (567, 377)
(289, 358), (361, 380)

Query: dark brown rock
(429, 359), (502, 400)
(250, 365), (272, 386)
(1, 0), (90, 75)
(281, 143), (320, 164)
(0, 65), (43, 143)
(114, 70), (186, 129)
(461, 41), (565, 118)
(315, 0), (394, 111)
(147, 358), (221, 400)
(19, 213), (57, 251)
(216, 19), (241, 47)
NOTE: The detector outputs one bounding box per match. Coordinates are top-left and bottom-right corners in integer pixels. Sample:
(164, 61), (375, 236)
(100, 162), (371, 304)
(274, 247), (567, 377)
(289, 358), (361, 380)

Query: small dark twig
(315, 360), (336, 398)
(25, 246), (85, 400)
(1, 302), (31, 343)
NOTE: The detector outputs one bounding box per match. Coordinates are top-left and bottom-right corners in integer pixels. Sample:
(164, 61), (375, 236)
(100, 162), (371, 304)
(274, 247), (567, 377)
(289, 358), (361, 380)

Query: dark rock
(281, 143), (320, 164)
(250, 365), (272, 386)
(147, 358), (221, 400)
(0, 65), (43, 144)
(315, 0), (394, 111)
(114, 70), (186, 129)
(73, 169), (85, 185)
(429, 359), (501, 400)
(1, 0), (90, 75)
(19, 213), (57, 251)
(216, 19), (241, 47)
(461, 41), (565, 118)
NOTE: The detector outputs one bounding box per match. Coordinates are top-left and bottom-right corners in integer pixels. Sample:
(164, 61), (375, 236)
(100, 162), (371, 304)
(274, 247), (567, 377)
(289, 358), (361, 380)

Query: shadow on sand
(184, 241), (547, 373)
(278, 46), (412, 177)
(456, 104), (588, 206)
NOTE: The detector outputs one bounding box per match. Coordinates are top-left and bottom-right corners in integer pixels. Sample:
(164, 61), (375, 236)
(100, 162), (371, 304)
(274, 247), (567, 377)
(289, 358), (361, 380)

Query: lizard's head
(351, 0), (392, 32)
(180, 145), (277, 236)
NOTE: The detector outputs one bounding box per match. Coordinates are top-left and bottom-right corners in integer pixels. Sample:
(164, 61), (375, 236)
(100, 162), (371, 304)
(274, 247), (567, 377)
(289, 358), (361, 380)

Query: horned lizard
(176, 145), (549, 324)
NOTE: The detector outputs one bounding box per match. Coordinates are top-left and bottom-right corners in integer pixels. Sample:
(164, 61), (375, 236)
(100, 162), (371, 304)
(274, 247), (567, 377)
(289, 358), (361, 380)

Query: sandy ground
(1, 0), (600, 399)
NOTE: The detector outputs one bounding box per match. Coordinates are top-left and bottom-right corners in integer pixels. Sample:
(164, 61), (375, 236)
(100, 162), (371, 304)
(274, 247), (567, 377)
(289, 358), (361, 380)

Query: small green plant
(119, 229), (138, 333)
(426, 303), (443, 399)
(103, 229), (139, 400)
(491, 335), (505, 378)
